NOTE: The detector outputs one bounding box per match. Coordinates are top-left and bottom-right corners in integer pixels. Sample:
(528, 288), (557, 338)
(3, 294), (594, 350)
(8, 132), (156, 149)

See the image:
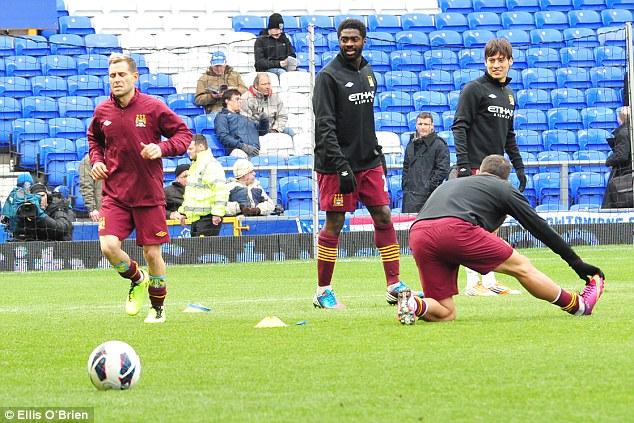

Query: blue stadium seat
(412, 91), (450, 112)
(573, 0), (607, 9)
(568, 10), (603, 29)
(321, 51), (337, 66)
(0, 36), (15, 57)
(467, 12), (503, 30)
(12, 118), (49, 151)
(585, 87), (620, 108)
(300, 15), (335, 33)
(14, 35), (49, 56)
(462, 30), (495, 48)
(474, 0), (507, 12)
(67, 75), (104, 97)
(577, 128), (612, 151)
(590, 66), (624, 88)
(39, 137), (76, 167)
(367, 15), (401, 33)
(231, 16), (265, 34)
(534, 11), (568, 29)
(572, 151), (608, 173)
(193, 113), (217, 136)
(597, 26), (625, 45)
(333, 15), (366, 28)
(448, 90), (461, 109)
(49, 34), (86, 55)
(537, 152), (570, 173)
(387, 174), (403, 209)
(177, 115), (193, 130)
(58, 96), (94, 118)
(76, 54), (109, 76)
(420, 70), (454, 91)
(374, 72), (386, 91)
(435, 12), (470, 31)
(21, 96), (59, 119)
(40, 55), (78, 77)
(139, 73), (176, 95)
(401, 14), (436, 31)
(167, 93), (204, 116)
(500, 11), (535, 29)
(374, 112), (408, 132)
(279, 176), (313, 211)
(514, 51), (533, 69)
(377, 91), (414, 113)
(522, 68), (557, 89)
(367, 32), (397, 52)
(422, 49), (459, 71)
(58, 16), (95, 35)
(514, 109), (548, 130)
(294, 33), (328, 54)
(0, 97), (21, 119)
(5, 55), (42, 77)
(0, 57), (5, 76)
(506, 0), (540, 10)
(442, 111), (456, 130)
(30, 76), (68, 97)
(385, 71), (419, 92)
(607, 0), (634, 7)
(428, 30), (463, 47)
(530, 29), (564, 48)
(93, 95), (108, 107)
(203, 134), (225, 158)
(543, 129), (578, 152)
(509, 172), (537, 205)
(440, 0), (475, 13)
(551, 88), (586, 108)
(0, 76), (32, 98)
(563, 28), (599, 48)
(286, 155), (313, 178)
(390, 50), (425, 72)
(394, 31), (430, 50)
(601, 8), (633, 26)
(365, 50), (391, 72)
(547, 108), (583, 130)
(516, 129), (543, 153)
(560, 47), (595, 67)
(48, 117), (86, 139)
(569, 171), (605, 205)
(75, 137), (89, 158)
(539, 0), (573, 9)
(437, 130), (455, 150)
(556, 67), (591, 89)
(458, 48), (485, 69)
(84, 34), (122, 55)
(526, 47), (560, 67)
(496, 29), (530, 46)
(0, 120), (12, 146)
(581, 106), (617, 129)
(453, 69), (482, 90)
(594, 46), (625, 67)
(296, 52), (322, 71)
(517, 89), (551, 109)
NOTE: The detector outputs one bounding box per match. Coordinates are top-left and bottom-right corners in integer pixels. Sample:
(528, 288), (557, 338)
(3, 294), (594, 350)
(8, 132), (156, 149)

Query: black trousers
(191, 214), (221, 237)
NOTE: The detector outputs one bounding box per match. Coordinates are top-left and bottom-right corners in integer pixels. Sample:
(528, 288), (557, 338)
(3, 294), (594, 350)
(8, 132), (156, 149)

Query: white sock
(481, 272), (497, 288)
(465, 267), (480, 289)
(317, 285), (331, 295)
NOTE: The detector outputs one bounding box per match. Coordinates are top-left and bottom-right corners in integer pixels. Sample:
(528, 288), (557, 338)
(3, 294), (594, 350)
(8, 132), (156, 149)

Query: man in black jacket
(603, 106), (633, 208)
(13, 183), (74, 241)
(397, 155), (604, 325)
(312, 19), (416, 310)
(165, 163), (189, 219)
(254, 13), (296, 76)
(402, 112), (450, 213)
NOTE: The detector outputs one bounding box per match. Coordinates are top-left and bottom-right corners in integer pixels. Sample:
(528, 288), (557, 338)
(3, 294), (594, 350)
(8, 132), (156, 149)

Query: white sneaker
(464, 283), (496, 297)
(144, 306), (166, 323)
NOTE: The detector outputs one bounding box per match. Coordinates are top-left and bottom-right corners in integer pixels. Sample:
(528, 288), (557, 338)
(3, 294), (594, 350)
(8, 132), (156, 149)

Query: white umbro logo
(345, 82), (354, 87)
(488, 94), (497, 98)
(104, 120), (112, 126)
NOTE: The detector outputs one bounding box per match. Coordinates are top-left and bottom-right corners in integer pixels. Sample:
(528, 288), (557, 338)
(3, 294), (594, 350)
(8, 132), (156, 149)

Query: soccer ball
(87, 340), (141, 390)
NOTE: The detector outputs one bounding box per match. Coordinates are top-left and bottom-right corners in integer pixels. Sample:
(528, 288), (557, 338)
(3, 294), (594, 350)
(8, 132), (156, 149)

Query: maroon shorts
(317, 165), (389, 212)
(408, 217), (513, 300)
(99, 197), (170, 246)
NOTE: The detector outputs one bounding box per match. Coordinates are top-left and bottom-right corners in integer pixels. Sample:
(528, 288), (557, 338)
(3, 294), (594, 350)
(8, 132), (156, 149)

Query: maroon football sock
(552, 288), (581, 315)
(414, 296), (427, 318)
(374, 222), (400, 285)
(148, 276), (167, 308)
(116, 260), (142, 284)
(317, 231), (339, 287)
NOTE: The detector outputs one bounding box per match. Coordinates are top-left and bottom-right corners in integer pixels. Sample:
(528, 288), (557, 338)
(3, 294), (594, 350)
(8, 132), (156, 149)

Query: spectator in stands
(16, 173), (33, 190)
(79, 153), (103, 222)
(12, 182), (74, 241)
(194, 51), (247, 114)
(401, 112), (450, 213)
(225, 158), (275, 217)
(215, 89), (260, 158)
(240, 72), (293, 136)
(164, 163), (189, 220)
(254, 13), (297, 76)
(174, 135), (228, 236)
(603, 106), (633, 208)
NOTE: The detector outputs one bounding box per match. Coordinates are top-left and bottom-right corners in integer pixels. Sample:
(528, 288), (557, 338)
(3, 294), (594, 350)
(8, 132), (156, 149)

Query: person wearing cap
(164, 163), (190, 220)
(225, 159), (275, 217)
(79, 153), (103, 222)
(214, 89), (260, 158)
(240, 72), (293, 136)
(16, 172), (33, 190)
(194, 51), (247, 114)
(12, 182), (74, 242)
(254, 13), (297, 76)
(174, 135), (228, 236)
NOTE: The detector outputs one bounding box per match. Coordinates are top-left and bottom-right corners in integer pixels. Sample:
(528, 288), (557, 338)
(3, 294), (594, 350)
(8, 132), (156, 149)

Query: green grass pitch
(1, 245), (633, 422)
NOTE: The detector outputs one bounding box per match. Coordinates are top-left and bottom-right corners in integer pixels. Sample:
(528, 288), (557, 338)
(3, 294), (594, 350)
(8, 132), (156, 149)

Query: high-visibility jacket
(178, 149), (228, 222)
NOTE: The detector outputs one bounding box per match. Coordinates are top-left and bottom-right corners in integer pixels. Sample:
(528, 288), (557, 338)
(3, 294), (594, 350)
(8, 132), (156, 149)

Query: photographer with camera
(194, 51), (247, 114)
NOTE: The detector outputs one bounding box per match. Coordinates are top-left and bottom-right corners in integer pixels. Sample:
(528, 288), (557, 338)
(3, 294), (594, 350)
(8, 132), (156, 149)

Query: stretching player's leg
(494, 250), (603, 315)
(314, 211), (346, 309)
(143, 244), (167, 323)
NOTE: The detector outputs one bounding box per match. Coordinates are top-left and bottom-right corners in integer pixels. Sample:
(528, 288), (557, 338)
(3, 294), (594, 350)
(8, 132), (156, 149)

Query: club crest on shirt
(332, 194), (344, 207)
(135, 114), (147, 128)
(367, 75), (374, 87)
(508, 95), (515, 106)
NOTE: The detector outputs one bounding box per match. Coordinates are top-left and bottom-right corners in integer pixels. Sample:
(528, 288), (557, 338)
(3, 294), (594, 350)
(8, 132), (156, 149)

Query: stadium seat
(295, 52), (322, 72)
(539, 0), (573, 9)
(473, 0), (507, 12)
(506, 0), (540, 10)
(389, 50), (424, 72)
(14, 35), (49, 56)
(607, 0), (634, 6)
(428, 30), (463, 47)
(374, 112), (408, 132)
(300, 15), (335, 33)
(462, 30), (495, 48)
(388, 174), (403, 209)
(376, 131), (403, 155)
(551, 88), (586, 108)
(324, 32), (339, 51)
(67, 75), (104, 97)
(530, 29), (564, 48)
(363, 50), (390, 72)
(0, 36), (15, 57)
(30, 76), (68, 98)
(547, 108), (583, 130)
(572, 150), (609, 173)
(537, 152), (570, 174)
(420, 70), (454, 91)
(59, 16), (95, 35)
(422, 49), (459, 71)
(378, 91), (414, 113)
(0, 120), (12, 146)
(597, 26), (625, 46)
(542, 129), (579, 152)
(231, 16), (265, 34)
(193, 113), (217, 136)
(601, 8), (634, 26)
(568, 10), (603, 29)
(84, 34), (122, 55)
(514, 109), (548, 130)
(166, 93), (203, 116)
(526, 47), (560, 67)
(75, 137), (89, 158)
(594, 46), (625, 67)
(516, 129), (543, 154)
(534, 11), (568, 29)
(39, 137), (76, 167)
(413, 91), (450, 112)
(437, 130), (455, 151)
(48, 117), (86, 139)
(435, 13), (470, 31)
(5, 55), (42, 77)
(500, 11), (535, 30)
(401, 13), (436, 32)
(286, 154), (313, 178)
(447, 90), (461, 109)
(333, 15), (366, 29)
(521, 68), (556, 90)
(585, 87), (621, 108)
(569, 171), (605, 206)
(440, 0), (475, 13)
(467, 12), (503, 30)
(374, 72), (386, 92)
(577, 128), (612, 151)
(453, 69), (481, 90)
(76, 54), (109, 76)
(201, 134), (224, 158)
(581, 107), (617, 129)
(394, 31), (430, 50)
(563, 28), (599, 48)
(441, 110), (456, 130)
(57, 96), (94, 118)
(590, 66), (624, 89)
(560, 47), (595, 68)
(0, 76), (32, 98)
(0, 97), (21, 119)
(367, 15), (401, 33)
(385, 71), (419, 92)
(12, 118), (49, 151)
(458, 49), (485, 69)
(516, 89), (551, 109)
(556, 67), (591, 89)
(367, 32), (397, 52)
(573, 0), (608, 8)
(279, 176), (312, 211)
(509, 172), (537, 205)
(40, 55), (77, 77)
(496, 29), (531, 46)
(139, 73), (176, 95)
(294, 33), (328, 54)
(21, 96), (59, 119)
